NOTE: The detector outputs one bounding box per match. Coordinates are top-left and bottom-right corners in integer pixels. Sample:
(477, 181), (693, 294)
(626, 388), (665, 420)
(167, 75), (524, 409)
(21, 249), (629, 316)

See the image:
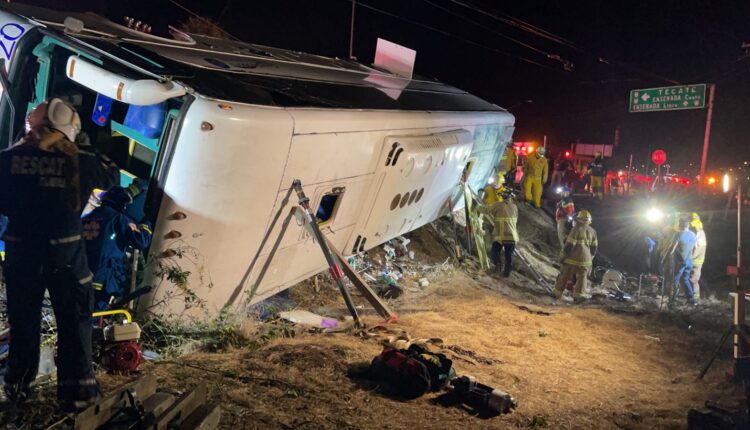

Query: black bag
(407, 344), (454, 391)
(371, 347), (431, 399)
(370, 344), (454, 399)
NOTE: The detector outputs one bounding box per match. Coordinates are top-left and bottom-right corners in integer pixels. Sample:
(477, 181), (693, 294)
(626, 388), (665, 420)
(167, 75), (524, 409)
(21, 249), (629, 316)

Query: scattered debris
(73, 374), (220, 430)
(278, 310), (338, 329)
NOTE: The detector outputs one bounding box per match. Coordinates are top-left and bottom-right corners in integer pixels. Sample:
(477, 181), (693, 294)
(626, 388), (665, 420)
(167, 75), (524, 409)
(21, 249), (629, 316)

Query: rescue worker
(82, 185), (152, 311)
(522, 146), (548, 208)
(483, 173), (505, 206)
(0, 98), (100, 411)
(551, 153), (569, 188)
(689, 213), (707, 302)
(498, 145), (518, 188)
(670, 217), (697, 306)
(484, 189), (518, 277)
(554, 185), (575, 249)
(657, 211), (681, 299)
(587, 151), (607, 200)
(553, 210), (598, 303)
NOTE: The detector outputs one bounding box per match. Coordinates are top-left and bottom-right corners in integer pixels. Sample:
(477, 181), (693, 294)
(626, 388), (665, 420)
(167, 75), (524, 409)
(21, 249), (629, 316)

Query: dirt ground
(2, 203), (745, 429)
(129, 267), (740, 430)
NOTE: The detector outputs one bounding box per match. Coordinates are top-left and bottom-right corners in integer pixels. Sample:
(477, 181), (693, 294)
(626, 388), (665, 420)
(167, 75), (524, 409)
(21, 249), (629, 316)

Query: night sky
(12, 0), (750, 176)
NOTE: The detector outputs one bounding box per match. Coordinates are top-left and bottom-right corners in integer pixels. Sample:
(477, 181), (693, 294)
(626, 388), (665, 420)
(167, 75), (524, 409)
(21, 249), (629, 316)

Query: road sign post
(651, 150), (666, 191)
(651, 150), (666, 166)
(629, 84), (706, 113)
(699, 84), (716, 184)
(629, 83), (714, 188)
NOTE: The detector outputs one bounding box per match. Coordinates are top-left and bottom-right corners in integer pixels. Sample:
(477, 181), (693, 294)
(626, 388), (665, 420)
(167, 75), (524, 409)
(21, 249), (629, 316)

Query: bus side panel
(145, 99), (294, 317)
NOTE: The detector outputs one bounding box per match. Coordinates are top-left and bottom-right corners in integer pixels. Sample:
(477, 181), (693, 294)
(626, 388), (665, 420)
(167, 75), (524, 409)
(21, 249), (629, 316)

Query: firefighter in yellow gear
(553, 209), (598, 303)
(522, 146), (548, 208)
(479, 189), (518, 277)
(689, 213), (706, 301)
(499, 145), (518, 173)
(497, 145), (518, 186)
(483, 173), (505, 206)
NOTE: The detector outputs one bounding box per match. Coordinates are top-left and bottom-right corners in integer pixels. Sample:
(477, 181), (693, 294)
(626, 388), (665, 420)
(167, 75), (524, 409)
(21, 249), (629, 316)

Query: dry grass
(136, 270), (741, 429)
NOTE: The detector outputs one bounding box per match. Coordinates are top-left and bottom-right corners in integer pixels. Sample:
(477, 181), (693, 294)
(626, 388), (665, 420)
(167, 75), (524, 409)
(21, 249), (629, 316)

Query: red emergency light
(564, 150), (571, 159)
(513, 142), (535, 155)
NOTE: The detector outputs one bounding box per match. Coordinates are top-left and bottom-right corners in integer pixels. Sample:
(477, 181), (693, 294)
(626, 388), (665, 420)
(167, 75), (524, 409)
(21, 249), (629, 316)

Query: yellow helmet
(576, 209), (592, 223)
(496, 172), (505, 185)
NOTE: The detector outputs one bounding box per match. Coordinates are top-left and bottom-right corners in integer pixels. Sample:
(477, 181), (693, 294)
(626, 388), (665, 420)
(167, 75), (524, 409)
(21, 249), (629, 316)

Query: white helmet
(27, 98), (81, 142)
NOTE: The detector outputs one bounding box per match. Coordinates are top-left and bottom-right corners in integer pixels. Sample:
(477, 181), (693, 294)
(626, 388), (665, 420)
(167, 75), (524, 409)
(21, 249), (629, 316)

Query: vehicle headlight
(645, 207), (664, 223)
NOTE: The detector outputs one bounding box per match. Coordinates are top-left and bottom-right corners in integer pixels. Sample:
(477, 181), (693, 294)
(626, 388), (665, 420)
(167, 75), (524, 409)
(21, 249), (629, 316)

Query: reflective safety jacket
(563, 223), (598, 267)
(523, 154), (548, 183)
(692, 229), (707, 266)
(483, 184), (502, 206)
(499, 147), (517, 173)
(0, 128), (92, 284)
(485, 201), (519, 244)
(82, 205), (152, 309)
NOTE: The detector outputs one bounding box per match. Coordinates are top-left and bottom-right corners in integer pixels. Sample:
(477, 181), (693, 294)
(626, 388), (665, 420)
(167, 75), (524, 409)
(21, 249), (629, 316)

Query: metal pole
(543, 135), (547, 149)
(699, 84), (716, 182)
(349, 0), (356, 59)
(734, 182), (744, 359)
(292, 180), (360, 325)
(627, 153), (633, 194)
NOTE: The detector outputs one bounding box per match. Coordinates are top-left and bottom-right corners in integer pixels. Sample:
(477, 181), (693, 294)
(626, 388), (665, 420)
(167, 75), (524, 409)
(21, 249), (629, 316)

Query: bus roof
(6, 3), (506, 112)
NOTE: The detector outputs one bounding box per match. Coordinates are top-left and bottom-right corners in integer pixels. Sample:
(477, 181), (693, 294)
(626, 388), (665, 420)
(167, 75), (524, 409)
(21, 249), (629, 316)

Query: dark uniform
(0, 127), (99, 410)
(83, 193), (152, 311)
(75, 131), (119, 208)
(587, 156), (607, 199)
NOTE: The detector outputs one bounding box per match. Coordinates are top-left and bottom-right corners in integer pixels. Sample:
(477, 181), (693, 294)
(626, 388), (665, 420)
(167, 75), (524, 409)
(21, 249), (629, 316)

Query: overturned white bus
(0, 4), (514, 319)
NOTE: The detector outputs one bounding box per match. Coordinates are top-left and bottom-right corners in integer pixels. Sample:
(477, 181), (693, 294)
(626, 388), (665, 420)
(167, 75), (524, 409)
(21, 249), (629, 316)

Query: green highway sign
(629, 84), (706, 113)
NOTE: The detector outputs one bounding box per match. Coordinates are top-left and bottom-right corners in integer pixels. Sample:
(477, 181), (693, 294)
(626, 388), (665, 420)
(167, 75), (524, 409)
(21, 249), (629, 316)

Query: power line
(421, 0), (572, 70)
(447, 0), (680, 85)
(348, 0), (560, 71)
(447, 0), (583, 52)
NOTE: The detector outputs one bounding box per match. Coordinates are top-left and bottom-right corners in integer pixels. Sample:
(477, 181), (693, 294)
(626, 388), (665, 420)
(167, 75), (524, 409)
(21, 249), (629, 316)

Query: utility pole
(699, 84), (716, 182)
(627, 153), (633, 193)
(349, 0), (356, 59)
